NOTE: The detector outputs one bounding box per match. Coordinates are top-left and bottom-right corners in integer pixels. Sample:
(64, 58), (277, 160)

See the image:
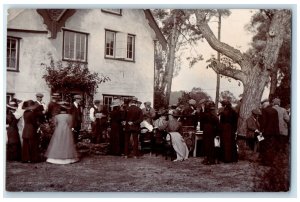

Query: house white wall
(7, 9), (157, 106)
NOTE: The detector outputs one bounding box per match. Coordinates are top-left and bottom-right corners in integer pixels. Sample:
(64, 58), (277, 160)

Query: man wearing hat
(141, 101), (156, 124)
(124, 97), (143, 158)
(181, 99), (198, 127)
(272, 98), (290, 137)
(89, 99), (108, 143)
(35, 93), (47, 124)
(259, 98), (280, 166)
(46, 93), (61, 121)
(70, 94), (83, 143)
(246, 108), (262, 152)
(35, 93), (47, 113)
(272, 98), (290, 158)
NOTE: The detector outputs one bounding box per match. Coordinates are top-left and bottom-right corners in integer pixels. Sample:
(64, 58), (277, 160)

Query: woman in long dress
(200, 101), (220, 165)
(45, 102), (79, 164)
(166, 110), (189, 162)
(109, 99), (123, 155)
(6, 100), (22, 161)
(21, 100), (42, 163)
(219, 100), (238, 163)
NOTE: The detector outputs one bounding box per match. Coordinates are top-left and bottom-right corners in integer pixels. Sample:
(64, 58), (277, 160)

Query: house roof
(143, 9), (167, 50)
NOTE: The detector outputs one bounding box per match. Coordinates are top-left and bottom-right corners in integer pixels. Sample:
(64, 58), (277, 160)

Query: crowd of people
(6, 92), (290, 167)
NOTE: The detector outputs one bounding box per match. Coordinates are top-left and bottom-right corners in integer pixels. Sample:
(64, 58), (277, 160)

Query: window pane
(64, 30), (87, 62)
(7, 38), (18, 70)
(127, 35), (134, 59)
(105, 31), (115, 57)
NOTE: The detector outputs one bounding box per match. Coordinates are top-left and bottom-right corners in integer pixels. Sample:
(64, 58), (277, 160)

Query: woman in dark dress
(200, 101), (220, 165)
(21, 100), (42, 163)
(109, 99), (123, 155)
(6, 100), (22, 161)
(219, 100), (238, 163)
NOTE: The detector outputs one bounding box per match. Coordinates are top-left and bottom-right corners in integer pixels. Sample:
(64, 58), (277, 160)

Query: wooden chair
(181, 126), (196, 156)
(139, 127), (154, 155)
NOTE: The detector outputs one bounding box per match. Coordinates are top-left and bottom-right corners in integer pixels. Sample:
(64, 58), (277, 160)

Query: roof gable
(36, 9), (76, 39)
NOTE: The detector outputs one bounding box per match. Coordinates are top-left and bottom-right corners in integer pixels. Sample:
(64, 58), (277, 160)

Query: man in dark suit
(71, 94), (83, 143)
(124, 97), (143, 159)
(259, 99), (280, 166)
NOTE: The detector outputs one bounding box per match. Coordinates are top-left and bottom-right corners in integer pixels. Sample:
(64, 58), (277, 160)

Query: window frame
(101, 9), (122, 16)
(103, 94), (133, 112)
(62, 28), (89, 63)
(105, 30), (116, 59)
(7, 36), (20, 72)
(104, 29), (135, 62)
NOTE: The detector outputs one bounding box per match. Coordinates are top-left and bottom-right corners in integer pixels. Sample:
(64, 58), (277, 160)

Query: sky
(171, 9), (270, 101)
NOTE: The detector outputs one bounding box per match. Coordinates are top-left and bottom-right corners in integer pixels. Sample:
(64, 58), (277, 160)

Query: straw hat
(188, 99), (196, 105)
(7, 101), (18, 110)
(111, 99), (121, 108)
(74, 94), (83, 99)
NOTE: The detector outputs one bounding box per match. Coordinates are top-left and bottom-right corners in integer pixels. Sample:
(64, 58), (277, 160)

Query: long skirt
(168, 132), (189, 161)
(22, 137), (41, 163)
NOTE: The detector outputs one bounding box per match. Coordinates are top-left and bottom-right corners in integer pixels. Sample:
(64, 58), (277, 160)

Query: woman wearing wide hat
(45, 101), (79, 164)
(21, 100), (42, 163)
(6, 100), (22, 161)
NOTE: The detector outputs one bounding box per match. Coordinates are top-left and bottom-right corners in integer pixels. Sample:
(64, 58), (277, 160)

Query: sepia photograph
(2, 0), (298, 199)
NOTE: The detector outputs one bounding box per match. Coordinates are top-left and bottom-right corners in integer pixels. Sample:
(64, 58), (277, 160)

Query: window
(105, 31), (115, 58)
(7, 37), (20, 71)
(103, 94), (133, 112)
(101, 9), (122, 15)
(127, 35), (135, 60)
(63, 29), (88, 62)
(105, 30), (135, 61)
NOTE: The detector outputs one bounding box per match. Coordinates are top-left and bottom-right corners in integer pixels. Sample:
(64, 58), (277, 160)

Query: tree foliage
(178, 87), (211, 107)
(220, 90), (238, 104)
(42, 57), (110, 96)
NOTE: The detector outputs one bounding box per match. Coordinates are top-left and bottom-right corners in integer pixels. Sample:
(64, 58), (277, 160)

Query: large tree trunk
(165, 16), (180, 105)
(238, 65), (269, 135)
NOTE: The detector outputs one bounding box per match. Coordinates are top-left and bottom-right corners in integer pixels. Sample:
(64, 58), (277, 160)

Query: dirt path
(5, 154), (264, 194)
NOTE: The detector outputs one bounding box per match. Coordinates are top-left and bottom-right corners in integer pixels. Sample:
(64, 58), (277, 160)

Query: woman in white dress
(167, 110), (189, 162)
(45, 102), (79, 164)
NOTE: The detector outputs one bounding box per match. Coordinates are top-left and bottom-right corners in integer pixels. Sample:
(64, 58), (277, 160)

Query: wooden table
(193, 130), (204, 157)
